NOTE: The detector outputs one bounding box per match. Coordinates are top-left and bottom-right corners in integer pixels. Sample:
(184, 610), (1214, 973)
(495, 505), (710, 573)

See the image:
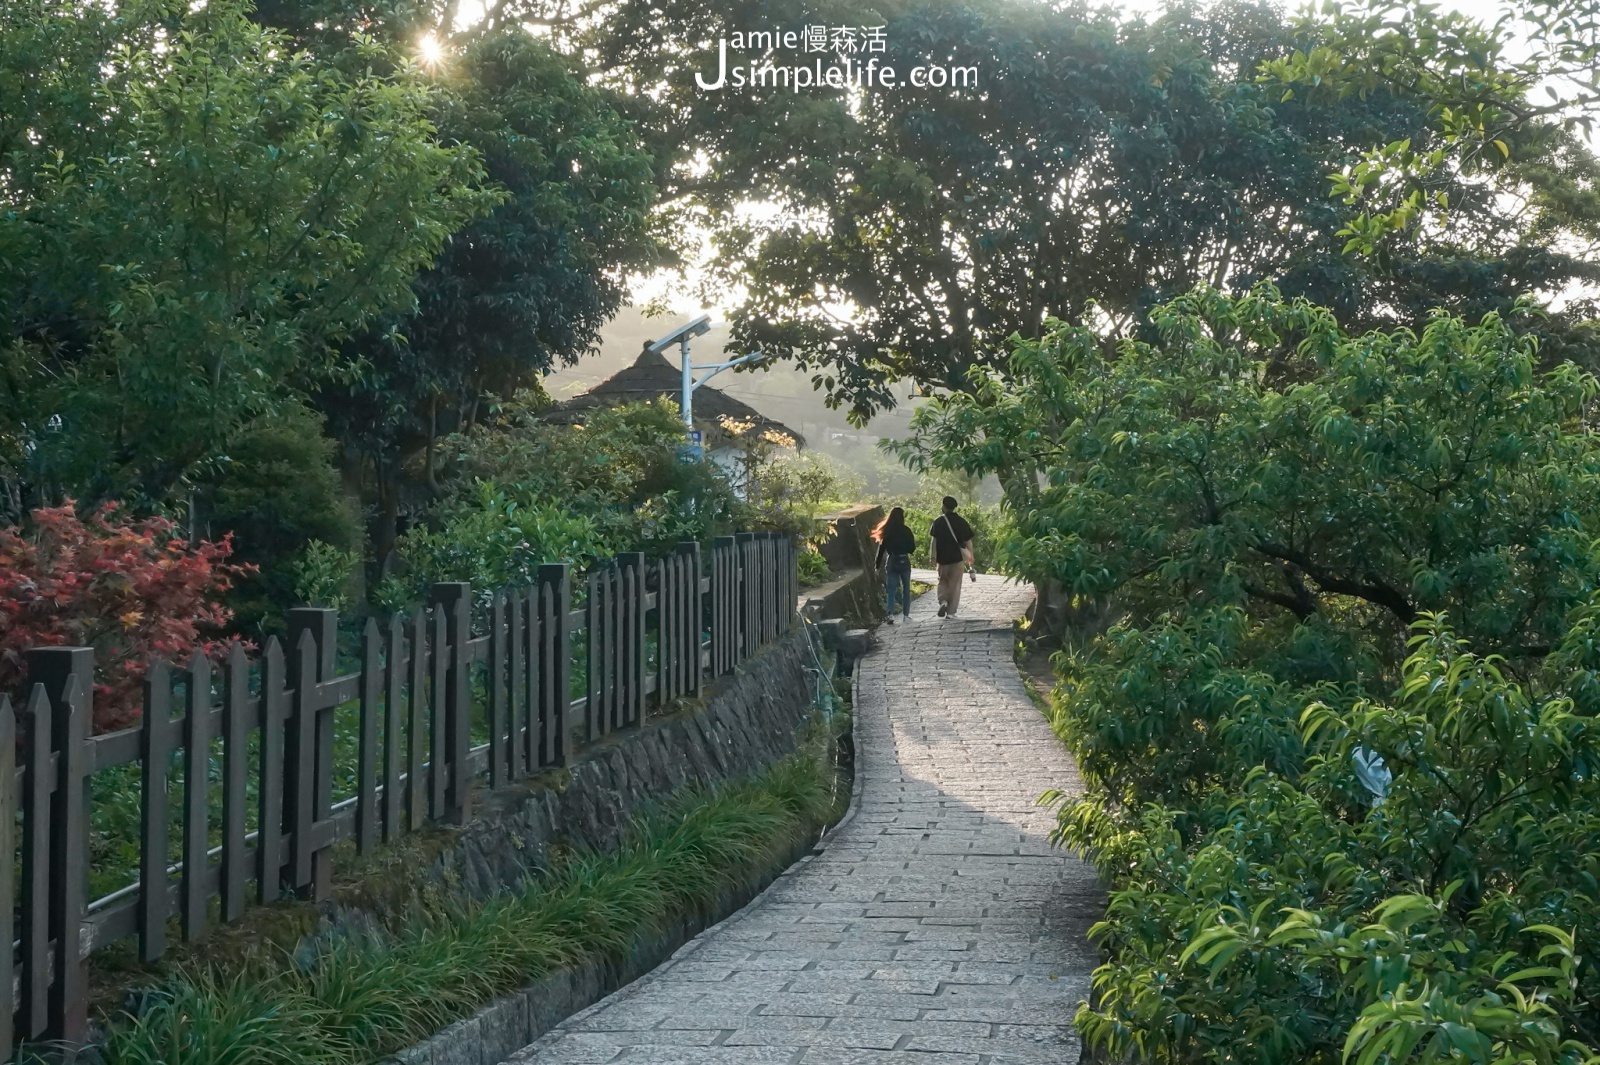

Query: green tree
(899, 286), (1600, 667)
(1265, 0), (1600, 255)
(914, 292), (1600, 1064)
(309, 29), (669, 564)
(0, 0), (493, 508)
(696, 1), (1599, 420)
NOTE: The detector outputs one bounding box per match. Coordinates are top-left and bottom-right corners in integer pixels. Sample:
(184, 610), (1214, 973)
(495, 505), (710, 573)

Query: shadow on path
(507, 575), (1102, 1065)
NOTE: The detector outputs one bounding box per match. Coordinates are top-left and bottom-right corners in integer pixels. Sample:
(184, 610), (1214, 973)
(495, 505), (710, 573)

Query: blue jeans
(885, 555), (911, 617)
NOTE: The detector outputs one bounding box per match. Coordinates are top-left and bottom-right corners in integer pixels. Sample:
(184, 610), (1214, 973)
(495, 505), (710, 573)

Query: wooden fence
(0, 531), (797, 1054)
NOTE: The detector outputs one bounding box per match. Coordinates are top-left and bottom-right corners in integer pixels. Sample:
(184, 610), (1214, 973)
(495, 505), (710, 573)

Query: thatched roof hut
(545, 345), (803, 449)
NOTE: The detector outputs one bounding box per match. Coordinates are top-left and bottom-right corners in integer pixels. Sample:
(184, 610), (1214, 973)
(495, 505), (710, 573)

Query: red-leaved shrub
(0, 501), (251, 733)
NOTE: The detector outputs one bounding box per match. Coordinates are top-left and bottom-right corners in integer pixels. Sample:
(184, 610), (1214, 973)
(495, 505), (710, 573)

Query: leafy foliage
(743, 451), (861, 541)
(290, 542), (362, 615)
(0, 502), (248, 732)
(1057, 614), (1600, 1064)
(1265, 0), (1600, 256)
(901, 286), (1600, 669)
(203, 402), (363, 633)
(381, 401), (746, 604)
(705, 0), (1600, 419)
(0, 0), (492, 507)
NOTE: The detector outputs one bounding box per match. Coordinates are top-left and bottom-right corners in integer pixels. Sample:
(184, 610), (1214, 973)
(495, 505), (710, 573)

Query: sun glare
(417, 34), (444, 67)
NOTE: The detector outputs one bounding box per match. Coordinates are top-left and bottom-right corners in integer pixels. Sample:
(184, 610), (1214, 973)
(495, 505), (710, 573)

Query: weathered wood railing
(0, 531), (797, 1054)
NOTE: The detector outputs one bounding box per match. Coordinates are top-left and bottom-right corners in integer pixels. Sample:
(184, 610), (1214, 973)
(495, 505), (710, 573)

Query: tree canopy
(900, 285), (1600, 665)
(691, 1), (1600, 419)
(0, 0), (493, 508)
(307, 28), (670, 559)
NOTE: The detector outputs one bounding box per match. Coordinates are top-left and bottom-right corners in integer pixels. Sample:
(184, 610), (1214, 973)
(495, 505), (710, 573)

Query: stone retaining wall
(431, 628), (815, 899)
(379, 627), (823, 1064)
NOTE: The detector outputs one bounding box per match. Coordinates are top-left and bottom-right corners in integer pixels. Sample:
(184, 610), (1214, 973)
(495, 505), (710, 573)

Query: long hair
(873, 506), (907, 542)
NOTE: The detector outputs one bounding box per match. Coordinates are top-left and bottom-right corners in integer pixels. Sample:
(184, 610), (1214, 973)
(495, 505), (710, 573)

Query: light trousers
(936, 562), (965, 616)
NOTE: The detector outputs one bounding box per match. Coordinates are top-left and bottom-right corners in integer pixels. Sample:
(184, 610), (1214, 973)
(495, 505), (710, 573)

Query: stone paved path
(509, 574), (1101, 1065)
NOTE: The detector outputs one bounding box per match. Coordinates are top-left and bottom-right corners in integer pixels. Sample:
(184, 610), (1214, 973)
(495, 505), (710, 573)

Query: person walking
(929, 496), (975, 618)
(873, 506), (915, 624)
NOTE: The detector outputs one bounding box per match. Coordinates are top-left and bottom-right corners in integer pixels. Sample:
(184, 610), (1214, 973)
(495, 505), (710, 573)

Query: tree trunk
(373, 460), (401, 582)
(339, 449), (371, 606)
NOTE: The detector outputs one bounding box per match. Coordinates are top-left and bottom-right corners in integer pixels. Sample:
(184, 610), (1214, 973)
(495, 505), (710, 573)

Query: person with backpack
(873, 506), (915, 624)
(929, 496), (975, 617)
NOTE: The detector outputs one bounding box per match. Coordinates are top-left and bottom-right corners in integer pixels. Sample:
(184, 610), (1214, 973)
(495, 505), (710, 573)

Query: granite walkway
(508, 573), (1101, 1065)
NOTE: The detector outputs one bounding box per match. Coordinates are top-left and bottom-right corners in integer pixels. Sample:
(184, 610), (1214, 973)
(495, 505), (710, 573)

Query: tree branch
(1253, 541), (1417, 624)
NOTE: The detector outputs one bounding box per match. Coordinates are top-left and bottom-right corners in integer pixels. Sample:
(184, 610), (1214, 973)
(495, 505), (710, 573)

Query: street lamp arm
(691, 350), (764, 390)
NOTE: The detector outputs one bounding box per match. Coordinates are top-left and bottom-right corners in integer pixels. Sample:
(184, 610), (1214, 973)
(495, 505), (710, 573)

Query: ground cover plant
(904, 286), (1600, 1062)
(89, 747), (842, 1064)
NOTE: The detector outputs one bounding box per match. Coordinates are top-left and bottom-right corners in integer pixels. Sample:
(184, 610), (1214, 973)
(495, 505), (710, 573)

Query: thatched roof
(546, 346), (803, 448)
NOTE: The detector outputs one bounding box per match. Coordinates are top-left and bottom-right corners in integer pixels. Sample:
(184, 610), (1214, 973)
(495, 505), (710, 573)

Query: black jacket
(875, 525), (916, 567)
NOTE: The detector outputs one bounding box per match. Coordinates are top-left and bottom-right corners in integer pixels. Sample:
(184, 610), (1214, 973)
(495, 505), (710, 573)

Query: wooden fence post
(712, 536), (734, 676)
(25, 646), (92, 1046)
(586, 566), (611, 741)
(736, 532), (756, 663)
(357, 620), (381, 854)
(537, 564), (570, 766)
(139, 661), (171, 963)
(285, 607), (337, 900)
(653, 554), (671, 708)
(510, 588), (528, 780)
(687, 541), (704, 695)
(488, 592), (507, 788)
(618, 552), (646, 727)
(222, 643), (250, 922)
(409, 609), (428, 830)
(0, 694), (14, 1055)
(528, 585), (547, 767)
(257, 639), (286, 905)
(383, 615), (406, 843)
(785, 534), (797, 632)
(182, 651), (211, 942)
(18, 685), (50, 1040)
(761, 533), (776, 645)
(429, 583), (473, 825)
(429, 607), (447, 820)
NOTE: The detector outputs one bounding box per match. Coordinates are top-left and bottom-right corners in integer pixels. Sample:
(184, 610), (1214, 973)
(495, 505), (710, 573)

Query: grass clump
(97, 752), (840, 1065)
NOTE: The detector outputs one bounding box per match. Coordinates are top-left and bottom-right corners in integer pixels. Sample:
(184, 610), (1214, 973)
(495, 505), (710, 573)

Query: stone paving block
(510, 576), (1101, 1065)
(798, 1053), (982, 1065)
(609, 1048), (801, 1064)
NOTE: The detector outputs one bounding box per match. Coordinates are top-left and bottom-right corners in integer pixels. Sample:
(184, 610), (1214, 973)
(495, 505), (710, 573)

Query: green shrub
(204, 403), (362, 633)
(745, 451), (862, 540)
(1053, 610), (1600, 1064)
(291, 541), (361, 613)
(388, 400), (749, 602)
(384, 484), (610, 608)
(797, 546), (832, 588)
(898, 288), (1600, 1060)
